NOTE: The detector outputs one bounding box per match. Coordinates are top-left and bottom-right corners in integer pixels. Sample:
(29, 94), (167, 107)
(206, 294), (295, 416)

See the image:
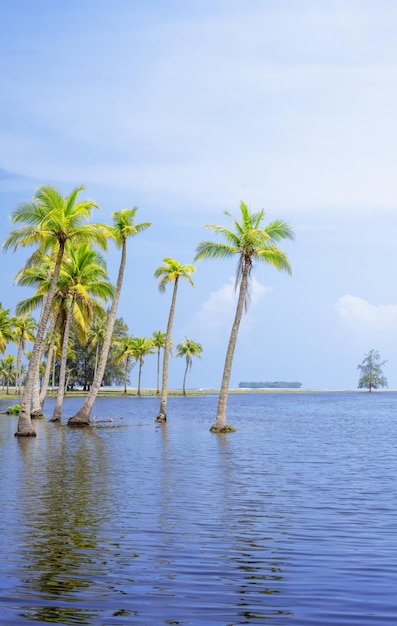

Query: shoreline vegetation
(1, 386), (394, 403)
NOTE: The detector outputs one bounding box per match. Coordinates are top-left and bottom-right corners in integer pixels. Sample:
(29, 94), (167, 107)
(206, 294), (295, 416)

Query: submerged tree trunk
(16, 242), (65, 437)
(157, 279), (178, 423)
(210, 266), (249, 433)
(39, 322), (57, 410)
(68, 240), (126, 427)
(51, 297), (75, 422)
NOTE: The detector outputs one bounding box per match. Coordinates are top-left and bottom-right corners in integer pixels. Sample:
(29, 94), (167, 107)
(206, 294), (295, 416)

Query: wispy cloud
(188, 276), (271, 340)
(335, 294), (397, 342)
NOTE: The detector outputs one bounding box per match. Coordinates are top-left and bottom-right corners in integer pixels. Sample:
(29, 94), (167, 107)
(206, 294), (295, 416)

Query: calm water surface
(0, 392), (396, 625)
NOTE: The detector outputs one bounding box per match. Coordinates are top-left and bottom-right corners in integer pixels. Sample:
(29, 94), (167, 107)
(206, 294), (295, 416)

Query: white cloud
(335, 294), (397, 339)
(189, 276), (271, 339)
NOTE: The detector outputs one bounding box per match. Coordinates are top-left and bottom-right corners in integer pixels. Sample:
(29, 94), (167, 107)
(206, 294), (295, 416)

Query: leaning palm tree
(51, 244), (113, 421)
(3, 184), (107, 436)
(195, 201), (294, 432)
(154, 258), (195, 422)
(130, 337), (155, 396)
(176, 338), (203, 396)
(68, 207), (151, 426)
(152, 330), (166, 394)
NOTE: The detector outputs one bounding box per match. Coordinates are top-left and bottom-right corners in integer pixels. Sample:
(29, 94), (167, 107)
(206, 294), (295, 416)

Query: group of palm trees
(2, 185), (294, 437)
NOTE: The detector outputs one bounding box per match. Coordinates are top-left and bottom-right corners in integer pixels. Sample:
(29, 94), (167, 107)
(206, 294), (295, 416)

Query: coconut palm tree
(176, 338), (203, 395)
(195, 201), (294, 432)
(12, 313), (36, 395)
(154, 258), (195, 422)
(2, 354), (16, 394)
(51, 244), (113, 421)
(115, 335), (136, 394)
(0, 305), (15, 355)
(4, 184), (107, 436)
(152, 330), (166, 394)
(130, 337), (155, 396)
(68, 207), (151, 426)
(86, 313), (107, 380)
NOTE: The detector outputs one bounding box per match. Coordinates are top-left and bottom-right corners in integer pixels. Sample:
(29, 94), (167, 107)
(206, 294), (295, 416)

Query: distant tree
(357, 349), (388, 392)
(152, 330), (167, 395)
(115, 335), (135, 394)
(176, 338), (203, 395)
(154, 258), (195, 422)
(2, 354), (16, 395)
(130, 337), (155, 396)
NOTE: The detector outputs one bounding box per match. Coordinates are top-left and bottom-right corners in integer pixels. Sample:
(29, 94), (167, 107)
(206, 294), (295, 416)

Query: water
(0, 391), (396, 625)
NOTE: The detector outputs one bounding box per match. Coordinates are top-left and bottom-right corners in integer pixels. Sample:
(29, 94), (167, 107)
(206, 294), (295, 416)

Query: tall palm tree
(176, 338), (203, 396)
(0, 304), (15, 355)
(68, 207), (151, 426)
(12, 313), (36, 395)
(4, 184), (107, 436)
(51, 244), (113, 421)
(130, 337), (155, 396)
(195, 201), (294, 432)
(115, 334), (136, 394)
(154, 258), (195, 422)
(152, 330), (166, 394)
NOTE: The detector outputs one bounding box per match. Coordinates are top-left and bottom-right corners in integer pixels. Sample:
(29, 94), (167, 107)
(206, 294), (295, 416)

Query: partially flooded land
(0, 391), (396, 625)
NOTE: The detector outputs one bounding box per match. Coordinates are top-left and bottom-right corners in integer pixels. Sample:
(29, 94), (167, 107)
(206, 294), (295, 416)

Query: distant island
(238, 381), (302, 389)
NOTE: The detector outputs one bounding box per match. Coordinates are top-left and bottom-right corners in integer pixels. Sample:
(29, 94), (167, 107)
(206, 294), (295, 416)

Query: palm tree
(2, 354), (16, 394)
(176, 338), (203, 395)
(86, 313), (107, 380)
(0, 304), (15, 355)
(130, 337), (155, 396)
(115, 335), (136, 394)
(4, 184), (107, 436)
(51, 244), (113, 421)
(195, 201), (294, 432)
(68, 207), (151, 426)
(152, 330), (166, 394)
(154, 258), (195, 422)
(12, 313), (36, 395)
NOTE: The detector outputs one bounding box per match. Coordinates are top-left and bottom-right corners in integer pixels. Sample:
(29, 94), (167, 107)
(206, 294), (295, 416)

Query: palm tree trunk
(137, 360), (142, 397)
(211, 265), (248, 432)
(156, 348), (161, 394)
(16, 242), (65, 436)
(31, 317), (56, 418)
(51, 296), (75, 422)
(39, 322), (57, 410)
(68, 240), (126, 426)
(123, 358), (128, 394)
(157, 279), (178, 422)
(182, 359), (188, 396)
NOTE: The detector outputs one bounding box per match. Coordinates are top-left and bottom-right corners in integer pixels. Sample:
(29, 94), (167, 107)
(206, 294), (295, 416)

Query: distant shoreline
(1, 387), (395, 401)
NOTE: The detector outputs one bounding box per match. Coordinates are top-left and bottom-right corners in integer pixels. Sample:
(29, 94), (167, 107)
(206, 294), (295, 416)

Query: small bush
(7, 404), (20, 415)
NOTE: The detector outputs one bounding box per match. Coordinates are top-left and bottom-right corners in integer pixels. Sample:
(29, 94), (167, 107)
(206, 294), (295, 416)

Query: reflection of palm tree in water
(214, 434), (293, 621)
(16, 423), (108, 624)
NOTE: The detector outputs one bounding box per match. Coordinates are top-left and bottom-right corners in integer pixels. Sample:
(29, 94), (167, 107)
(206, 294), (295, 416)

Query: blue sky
(2, 0), (397, 390)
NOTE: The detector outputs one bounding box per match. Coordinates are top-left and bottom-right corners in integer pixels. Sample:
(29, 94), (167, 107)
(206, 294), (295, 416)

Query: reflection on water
(0, 392), (397, 624)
